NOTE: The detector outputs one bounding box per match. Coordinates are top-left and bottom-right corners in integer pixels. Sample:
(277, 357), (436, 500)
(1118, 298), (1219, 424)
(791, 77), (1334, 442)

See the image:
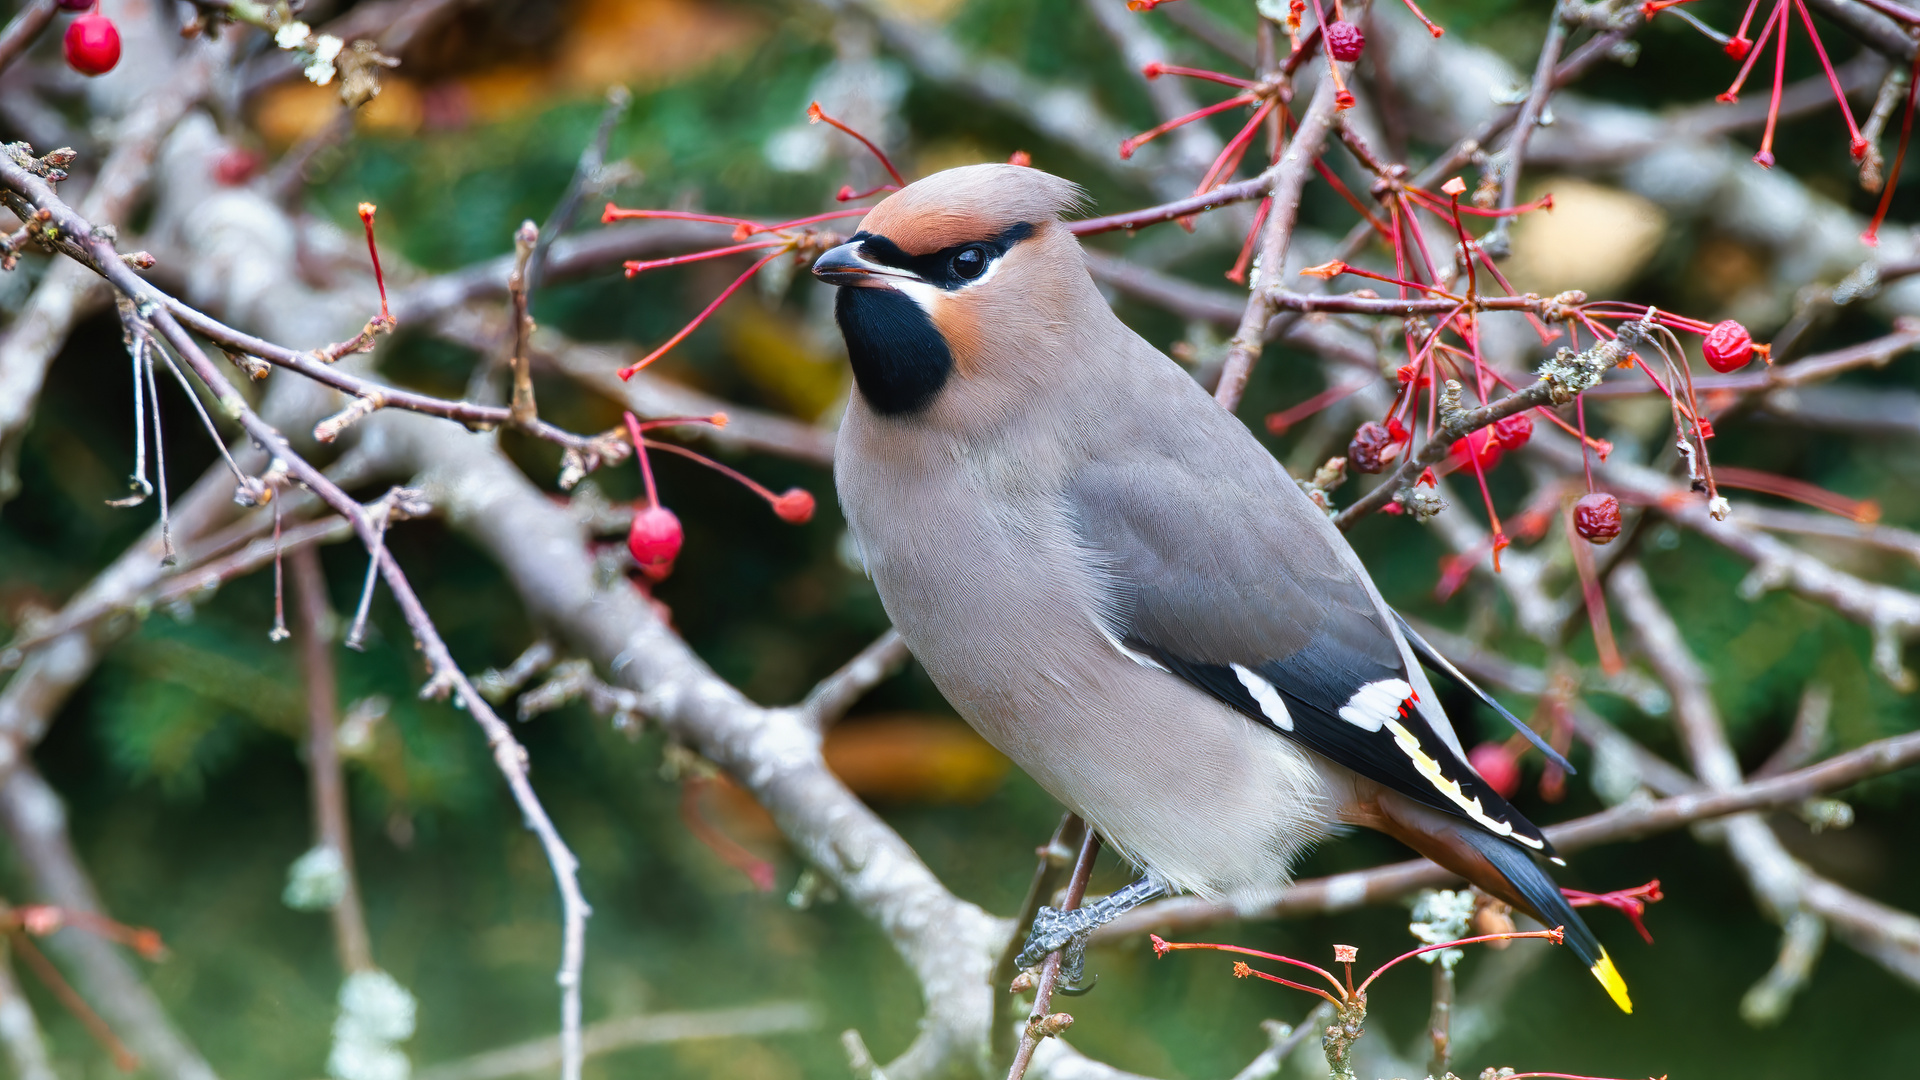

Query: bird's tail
(1459, 828), (1632, 1014)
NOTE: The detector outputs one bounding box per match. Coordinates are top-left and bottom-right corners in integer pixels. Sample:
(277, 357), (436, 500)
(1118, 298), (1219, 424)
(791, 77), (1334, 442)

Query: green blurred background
(2, 0), (1918, 1077)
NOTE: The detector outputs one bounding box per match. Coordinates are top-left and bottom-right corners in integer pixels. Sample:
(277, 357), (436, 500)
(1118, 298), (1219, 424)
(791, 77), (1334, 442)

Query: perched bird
(812, 163), (1631, 1013)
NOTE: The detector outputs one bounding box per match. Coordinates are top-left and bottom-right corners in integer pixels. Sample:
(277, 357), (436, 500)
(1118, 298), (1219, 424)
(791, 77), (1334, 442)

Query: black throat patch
(834, 287), (954, 416)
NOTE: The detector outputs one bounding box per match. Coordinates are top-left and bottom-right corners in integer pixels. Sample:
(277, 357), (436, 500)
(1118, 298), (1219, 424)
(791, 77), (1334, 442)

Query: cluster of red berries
(1449, 413), (1533, 473)
(59, 1), (119, 77)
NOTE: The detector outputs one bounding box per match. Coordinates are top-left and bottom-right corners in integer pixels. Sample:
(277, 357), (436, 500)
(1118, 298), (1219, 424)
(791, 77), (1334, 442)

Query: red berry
(56, 0), (93, 10)
(1724, 35), (1752, 61)
(214, 149), (261, 186)
(1492, 413), (1533, 451)
(63, 14), (120, 77)
(1449, 427), (1503, 471)
(1573, 492), (1622, 545)
(628, 504), (683, 581)
(1348, 421), (1394, 474)
(772, 488), (815, 524)
(1325, 20), (1365, 63)
(1702, 319), (1754, 372)
(1468, 742), (1521, 799)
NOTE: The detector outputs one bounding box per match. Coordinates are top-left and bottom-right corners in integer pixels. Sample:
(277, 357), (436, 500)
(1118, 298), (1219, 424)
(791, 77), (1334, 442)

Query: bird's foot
(1015, 877), (1166, 991)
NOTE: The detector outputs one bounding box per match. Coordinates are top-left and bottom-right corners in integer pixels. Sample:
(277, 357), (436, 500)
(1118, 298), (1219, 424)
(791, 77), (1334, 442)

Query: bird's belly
(844, 475), (1335, 902)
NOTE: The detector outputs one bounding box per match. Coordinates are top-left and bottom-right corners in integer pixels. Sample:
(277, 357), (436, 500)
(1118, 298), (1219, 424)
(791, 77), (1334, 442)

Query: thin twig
(1007, 825), (1099, 1080)
(290, 547), (375, 974)
(507, 221), (540, 426)
(0, 152), (595, 1080)
(0, 765), (220, 1080)
(1335, 377), (1560, 529)
(1611, 561), (1823, 1019)
(1495, 5), (1571, 222)
(1214, 44), (1357, 411)
(528, 87), (633, 295)
(993, 813), (1086, 1069)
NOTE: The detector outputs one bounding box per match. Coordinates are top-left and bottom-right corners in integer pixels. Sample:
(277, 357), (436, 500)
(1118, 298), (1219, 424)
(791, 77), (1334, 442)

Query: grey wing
(1066, 456), (1556, 857)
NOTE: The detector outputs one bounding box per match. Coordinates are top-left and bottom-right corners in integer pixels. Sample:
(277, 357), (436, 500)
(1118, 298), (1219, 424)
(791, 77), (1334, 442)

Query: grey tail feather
(1457, 827), (1603, 969)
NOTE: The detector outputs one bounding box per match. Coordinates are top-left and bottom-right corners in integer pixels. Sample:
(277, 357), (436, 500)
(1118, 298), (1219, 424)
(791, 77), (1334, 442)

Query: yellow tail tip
(1591, 950), (1633, 1014)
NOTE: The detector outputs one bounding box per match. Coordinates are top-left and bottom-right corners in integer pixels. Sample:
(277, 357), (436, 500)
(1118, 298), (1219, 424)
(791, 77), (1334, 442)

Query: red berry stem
(622, 411), (661, 507)
(640, 438), (814, 524)
(357, 203), (392, 327)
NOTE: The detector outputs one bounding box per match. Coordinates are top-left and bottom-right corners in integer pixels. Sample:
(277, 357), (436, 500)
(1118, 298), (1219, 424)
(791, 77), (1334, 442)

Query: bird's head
(812, 164), (1093, 418)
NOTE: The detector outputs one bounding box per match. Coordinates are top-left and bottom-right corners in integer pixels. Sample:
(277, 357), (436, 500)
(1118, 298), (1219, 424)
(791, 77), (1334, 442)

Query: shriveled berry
(63, 14), (120, 76)
(1348, 421), (1394, 474)
(772, 488), (815, 524)
(628, 504), (684, 581)
(1449, 427), (1503, 471)
(1325, 20), (1365, 63)
(1492, 413), (1533, 451)
(1702, 319), (1754, 372)
(56, 0), (94, 10)
(1573, 492), (1622, 544)
(1468, 742), (1521, 799)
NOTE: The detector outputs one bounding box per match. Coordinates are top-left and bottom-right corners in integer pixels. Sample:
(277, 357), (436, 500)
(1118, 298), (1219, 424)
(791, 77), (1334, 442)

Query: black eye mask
(851, 221), (1035, 289)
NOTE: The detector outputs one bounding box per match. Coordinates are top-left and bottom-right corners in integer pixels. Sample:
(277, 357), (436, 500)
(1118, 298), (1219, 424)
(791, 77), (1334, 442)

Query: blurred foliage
(2, 0), (1919, 1078)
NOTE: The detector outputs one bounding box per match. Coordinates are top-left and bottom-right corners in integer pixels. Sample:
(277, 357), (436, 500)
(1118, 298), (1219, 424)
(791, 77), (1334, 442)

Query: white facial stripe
(1384, 718), (1544, 849)
(888, 277), (945, 314)
(840, 246), (945, 313)
(1231, 664), (1293, 730)
(1338, 679), (1413, 732)
(847, 243), (1007, 314)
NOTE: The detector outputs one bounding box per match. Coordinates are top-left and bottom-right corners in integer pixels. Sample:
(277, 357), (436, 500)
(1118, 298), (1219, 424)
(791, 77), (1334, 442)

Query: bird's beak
(812, 241), (910, 289)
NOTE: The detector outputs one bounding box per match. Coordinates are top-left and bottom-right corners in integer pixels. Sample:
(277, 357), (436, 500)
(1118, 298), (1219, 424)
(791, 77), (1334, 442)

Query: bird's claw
(1014, 878), (1167, 994)
(1016, 904), (1098, 986)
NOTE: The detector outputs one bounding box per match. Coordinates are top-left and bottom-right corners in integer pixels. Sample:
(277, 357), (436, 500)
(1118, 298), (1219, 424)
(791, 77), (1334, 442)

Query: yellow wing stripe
(1383, 719), (1544, 850)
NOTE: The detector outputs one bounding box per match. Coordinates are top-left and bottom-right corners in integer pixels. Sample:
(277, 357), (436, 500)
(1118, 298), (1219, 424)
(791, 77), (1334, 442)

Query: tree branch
(1215, 52), (1355, 411)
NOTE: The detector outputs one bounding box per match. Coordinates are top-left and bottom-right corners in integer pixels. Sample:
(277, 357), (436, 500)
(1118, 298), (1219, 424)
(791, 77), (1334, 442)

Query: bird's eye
(952, 246), (987, 280)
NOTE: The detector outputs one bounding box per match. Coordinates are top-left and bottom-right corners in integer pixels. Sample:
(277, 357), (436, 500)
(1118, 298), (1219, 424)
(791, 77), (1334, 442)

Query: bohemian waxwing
(811, 163), (1631, 1012)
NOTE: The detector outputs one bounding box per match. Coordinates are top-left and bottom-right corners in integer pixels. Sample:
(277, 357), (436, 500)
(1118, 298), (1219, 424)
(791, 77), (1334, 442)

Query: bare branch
(1526, 428), (1920, 687)
(799, 629), (910, 731)
(0, 939), (56, 1080)
(412, 1002), (820, 1080)
(0, 1), (55, 78)
(1612, 564), (1912, 999)
(1494, 4), (1570, 219)
(1008, 825), (1099, 1080)
(290, 547), (376, 975)
(1214, 56), (1354, 411)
